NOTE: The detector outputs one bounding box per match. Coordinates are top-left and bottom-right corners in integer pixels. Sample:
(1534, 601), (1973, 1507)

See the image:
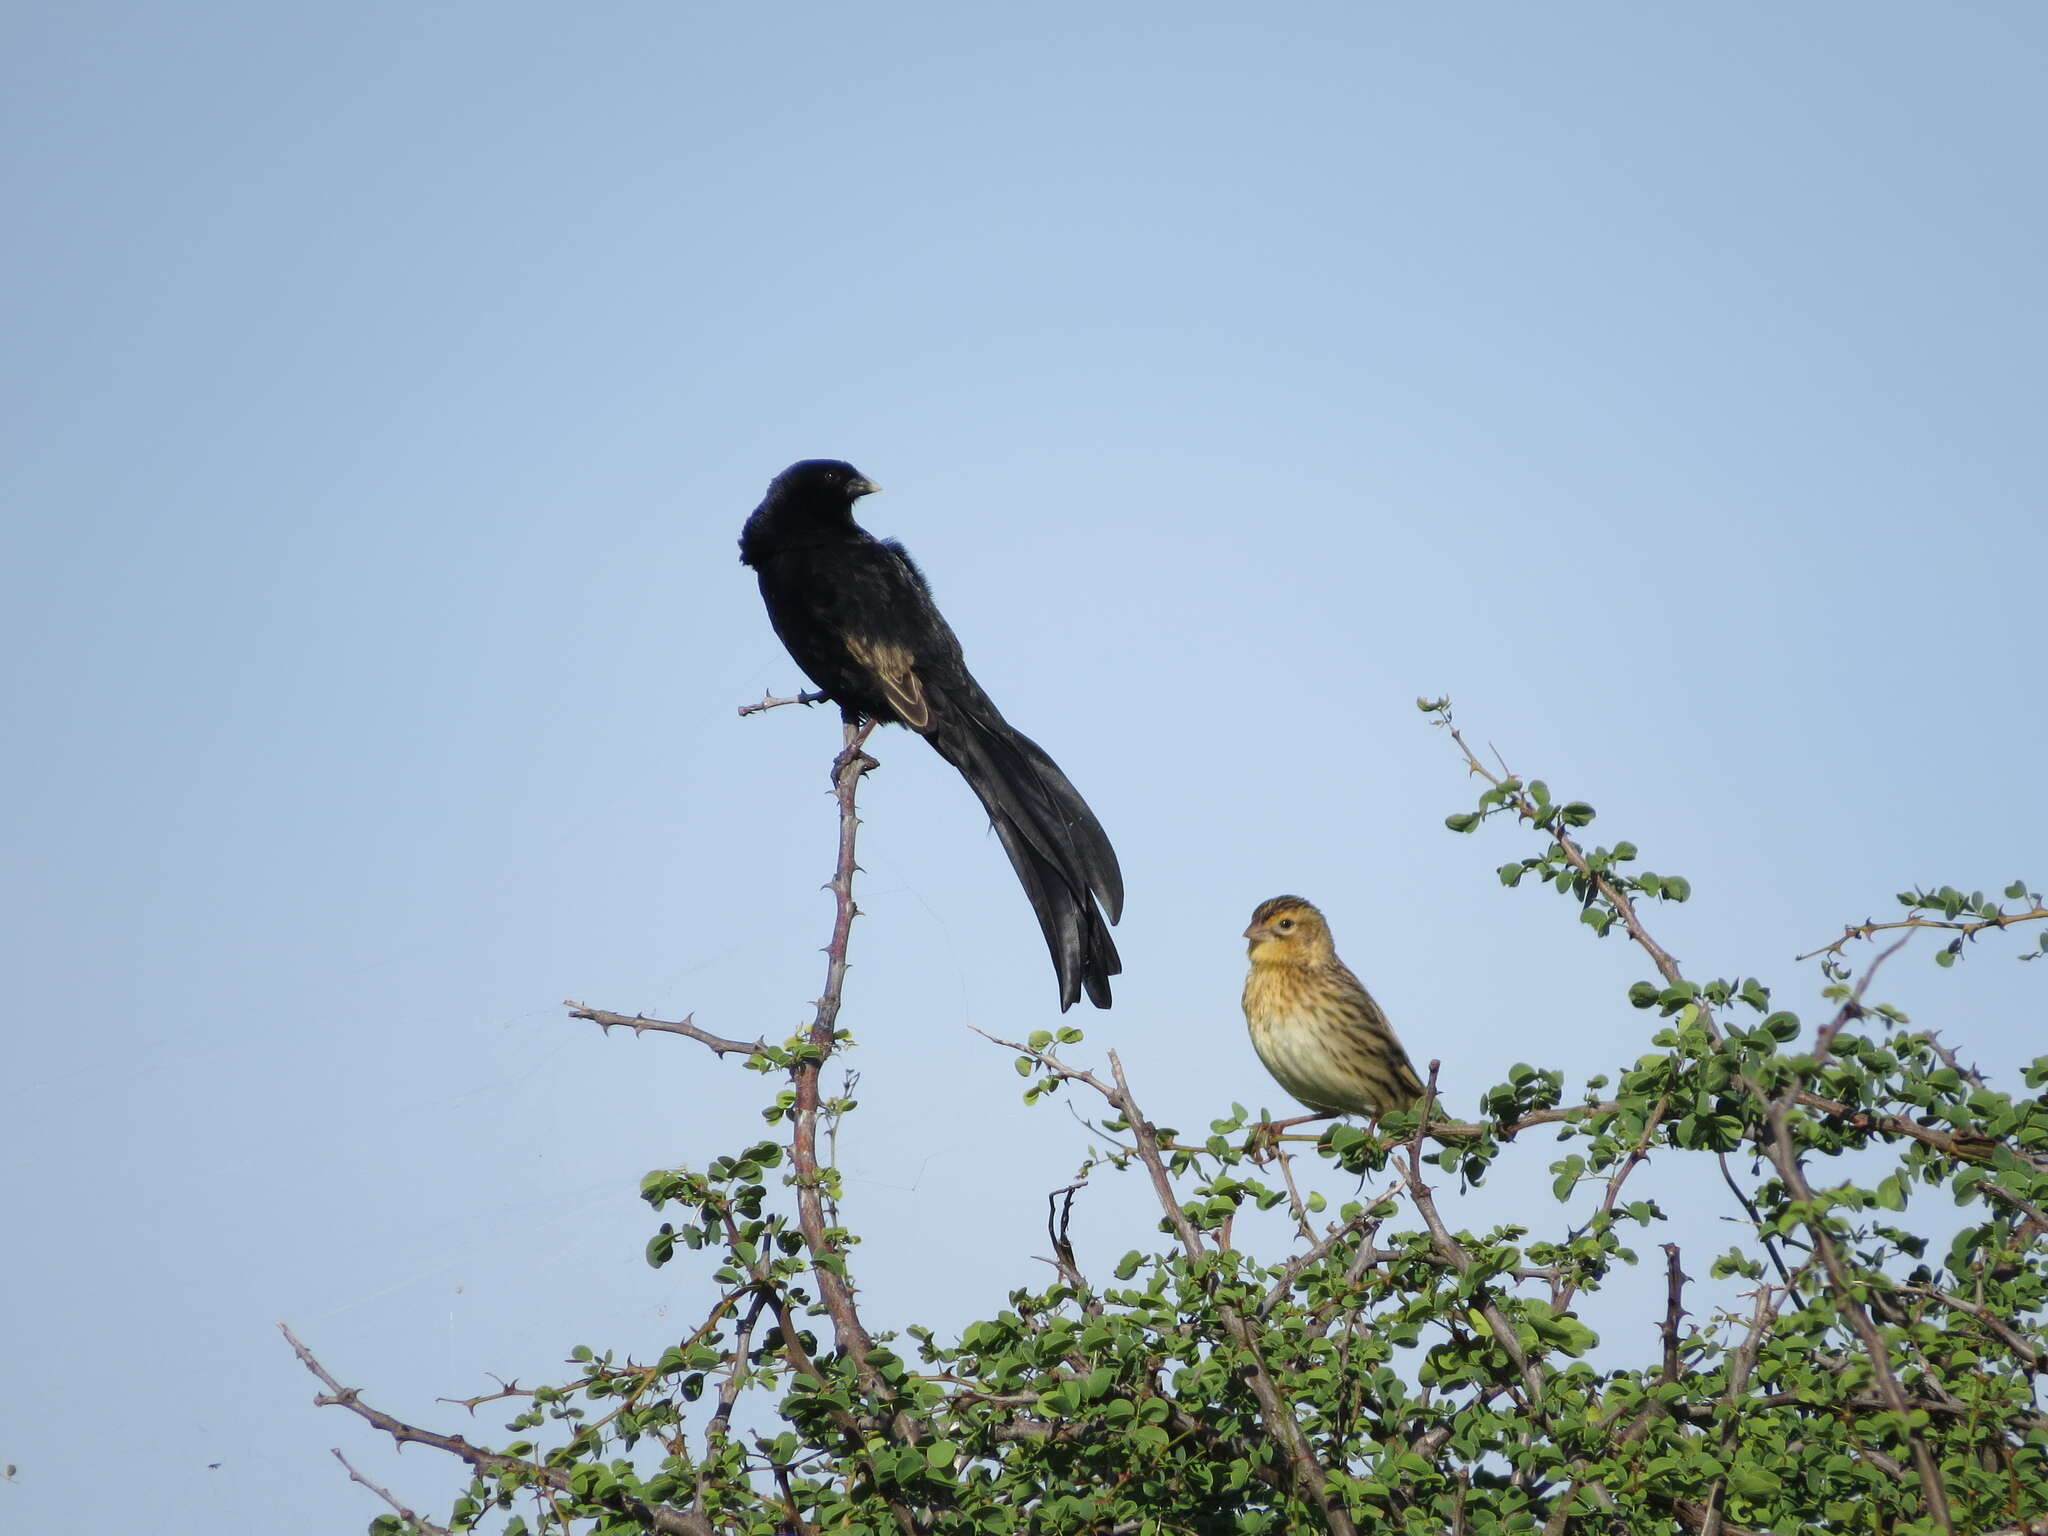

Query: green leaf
(1729, 1463), (1784, 1498)
(1551, 1154), (1585, 1201)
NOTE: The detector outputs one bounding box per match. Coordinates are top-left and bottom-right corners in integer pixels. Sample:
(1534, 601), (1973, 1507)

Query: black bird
(740, 459), (1123, 1010)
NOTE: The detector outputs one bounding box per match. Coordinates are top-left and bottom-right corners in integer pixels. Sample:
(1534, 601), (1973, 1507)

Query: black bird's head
(741, 460), (881, 564)
(771, 459), (880, 508)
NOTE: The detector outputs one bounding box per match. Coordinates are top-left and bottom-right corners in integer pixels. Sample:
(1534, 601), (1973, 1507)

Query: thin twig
(1760, 940), (1955, 1536)
(1267, 1135), (1320, 1243)
(279, 1324), (712, 1536)
(1712, 1153), (1793, 1284)
(1262, 1180), (1402, 1320)
(1922, 1030), (1993, 1092)
(1555, 1087), (1674, 1315)
(1902, 1285), (2044, 1372)
(1981, 1181), (2048, 1234)
(705, 1292), (770, 1450)
(436, 1375), (529, 1413)
(332, 1448), (452, 1536)
(1658, 1244), (1688, 1385)
(1807, 937), (1912, 1069)
(1699, 1280), (1786, 1536)
(1113, 1049), (1362, 1536)
(564, 1003), (766, 1058)
(1796, 904), (2048, 963)
(738, 688), (830, 717)
(1043, 1181), (1090, 1293)
(1398, 1063), (1547, 1408)
(1440, 720), (1713, 1041)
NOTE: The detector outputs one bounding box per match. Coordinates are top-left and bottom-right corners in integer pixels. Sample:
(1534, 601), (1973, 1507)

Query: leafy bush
(288, 704), (2048, 1536)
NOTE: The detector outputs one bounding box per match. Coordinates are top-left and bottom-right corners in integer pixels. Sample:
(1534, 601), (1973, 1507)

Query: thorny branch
(279, 1324), (713, 1536)
(282, 690), (2044, 1534)
(986, 1030), (1360, 1535)
(1796, 903), (2048, 963)
(1418, 1091), (2004, 1166)
(786, 720), (885, 1372)
(1439, 718), (1713, 1042)
(1435, 708), (1975, 1536)
(764, 720), (929, 1532)
(1553, 1084), (1675, 1317)
(1758, 937), (1956, 1536)
(332, 1448), (452, 1536)
(1104, 1050), (1363, 1536)
(1657, 1244), (1688, 1386)
(1695, 1265), (1814, 1536)
(1399, 1063), (1547, 1408)
(565, 1004), (766, 1059)
(289, 722), (938, 1535)
(737, 687), (830, 717)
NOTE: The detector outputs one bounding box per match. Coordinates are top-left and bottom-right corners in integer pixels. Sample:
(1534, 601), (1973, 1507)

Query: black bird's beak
(848, 476), (879, 499)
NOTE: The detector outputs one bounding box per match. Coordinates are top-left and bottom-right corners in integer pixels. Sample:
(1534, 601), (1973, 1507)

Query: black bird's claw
(830, 735), (879, 783)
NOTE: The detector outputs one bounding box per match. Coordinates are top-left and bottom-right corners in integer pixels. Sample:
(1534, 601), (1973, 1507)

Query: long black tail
(923, 701), (1123, 1010)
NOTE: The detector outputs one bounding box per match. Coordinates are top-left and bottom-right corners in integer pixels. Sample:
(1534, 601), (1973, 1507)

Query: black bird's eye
(1277, 918), (1294, 931)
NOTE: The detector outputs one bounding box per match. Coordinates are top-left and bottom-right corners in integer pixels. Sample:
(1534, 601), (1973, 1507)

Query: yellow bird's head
(1243, 895), (1335, 967)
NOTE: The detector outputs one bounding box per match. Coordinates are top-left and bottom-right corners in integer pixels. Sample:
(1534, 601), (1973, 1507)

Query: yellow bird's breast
(1242, 964), (1368, 1116)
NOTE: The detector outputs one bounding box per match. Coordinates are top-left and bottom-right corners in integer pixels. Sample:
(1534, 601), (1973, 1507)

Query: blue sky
(5, 4), (2044, 1531)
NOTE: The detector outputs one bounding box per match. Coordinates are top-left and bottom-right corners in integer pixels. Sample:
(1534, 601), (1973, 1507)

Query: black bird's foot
(832, 748), (879, 781)
(830, 718), (879, 783)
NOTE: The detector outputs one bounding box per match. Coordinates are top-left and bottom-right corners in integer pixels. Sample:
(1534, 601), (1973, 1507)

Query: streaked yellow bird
(1241, 895), (1425, 1121)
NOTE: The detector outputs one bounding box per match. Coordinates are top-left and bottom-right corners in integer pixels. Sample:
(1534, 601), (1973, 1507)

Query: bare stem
(786, 720), (897, 1403)
(1797, 904), (2048, 963)
(332, 1448), (452, 1536)
(1759, 939), (1955, 1536)
(564, 1003), (765, 1059)
(1439, 719), (1715, 1045)
(738, 688), (830, 717)
(278, 1323), (711, 1536)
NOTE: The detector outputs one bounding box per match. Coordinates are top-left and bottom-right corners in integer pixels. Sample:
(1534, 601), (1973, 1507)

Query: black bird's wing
(747, 522), (1122, 1010)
